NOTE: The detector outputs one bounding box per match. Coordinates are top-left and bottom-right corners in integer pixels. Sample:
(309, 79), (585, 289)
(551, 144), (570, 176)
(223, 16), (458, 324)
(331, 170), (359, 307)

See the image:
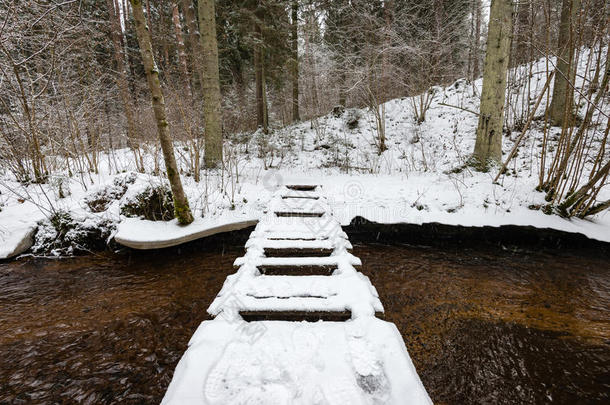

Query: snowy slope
(1, 47), (608, 257)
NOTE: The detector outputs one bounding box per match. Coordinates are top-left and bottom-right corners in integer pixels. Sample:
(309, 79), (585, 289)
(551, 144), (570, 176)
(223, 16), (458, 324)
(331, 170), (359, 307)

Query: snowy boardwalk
(162, 185), (431, 404)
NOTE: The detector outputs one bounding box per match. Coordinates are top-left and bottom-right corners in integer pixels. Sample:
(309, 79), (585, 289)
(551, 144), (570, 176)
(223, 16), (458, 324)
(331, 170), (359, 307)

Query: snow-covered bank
(1, 47), (608, 257)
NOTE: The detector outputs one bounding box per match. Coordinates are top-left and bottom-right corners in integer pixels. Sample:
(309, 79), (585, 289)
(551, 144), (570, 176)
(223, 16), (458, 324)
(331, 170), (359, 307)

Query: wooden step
(239, 310), (384, 322)
(240, 310), (351, 322)
(286, 185), (318, 191)
(234, 255), (361, 269)
(281, 195), (320, 200)
(275, 211), (324, 218)
(258, 264), (336, 275)
(264, 248), (334, 257)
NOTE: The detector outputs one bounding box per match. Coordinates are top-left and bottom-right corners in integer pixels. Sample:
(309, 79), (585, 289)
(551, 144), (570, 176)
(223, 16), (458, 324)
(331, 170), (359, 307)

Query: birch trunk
(130, 0), (194, 225)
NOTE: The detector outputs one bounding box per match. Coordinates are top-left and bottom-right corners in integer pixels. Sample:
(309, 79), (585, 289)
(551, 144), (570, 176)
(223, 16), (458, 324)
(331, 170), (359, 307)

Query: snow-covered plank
(246, 238), (352, 251)
(233, 254), (362, 268)
(114, 215), (258, 249)
(209, 271), (382, 318)
(161, 318), (432, 405)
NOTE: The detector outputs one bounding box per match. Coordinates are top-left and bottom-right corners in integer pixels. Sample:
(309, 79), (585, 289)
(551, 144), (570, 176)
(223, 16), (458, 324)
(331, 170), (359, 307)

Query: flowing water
(0, 233), (608, 404)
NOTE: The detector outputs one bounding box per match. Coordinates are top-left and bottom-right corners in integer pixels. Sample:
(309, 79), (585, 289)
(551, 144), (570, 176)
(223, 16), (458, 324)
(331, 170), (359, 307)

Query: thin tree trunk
(181, 0), (205, 95)
(291, 0), (300, 122)
(549, 0), (581, 126)
(473, 0), (481, 79)
(473, 0), (513, 166)
(254, 22), (268, 133)
(198, 0), (223, 167)
(130, 0), (194, 225)
(106, 0), (143, 172)
(172, 1), (192, 97)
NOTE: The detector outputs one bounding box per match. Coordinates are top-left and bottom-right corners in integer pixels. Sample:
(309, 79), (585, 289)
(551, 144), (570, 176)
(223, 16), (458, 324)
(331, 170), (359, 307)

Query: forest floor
(1, 48), (609, 257)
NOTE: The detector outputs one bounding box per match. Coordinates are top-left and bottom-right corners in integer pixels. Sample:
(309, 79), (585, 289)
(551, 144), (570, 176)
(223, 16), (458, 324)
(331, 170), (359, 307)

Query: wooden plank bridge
(162, 184), (431, 404)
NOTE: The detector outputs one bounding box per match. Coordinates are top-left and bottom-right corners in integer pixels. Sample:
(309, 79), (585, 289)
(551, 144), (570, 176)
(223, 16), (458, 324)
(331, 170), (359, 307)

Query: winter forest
(0, 0), (609, 403)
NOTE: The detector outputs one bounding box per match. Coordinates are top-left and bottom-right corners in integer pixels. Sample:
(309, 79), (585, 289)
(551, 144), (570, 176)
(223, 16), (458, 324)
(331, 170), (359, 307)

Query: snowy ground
(0, 48), (608, 258)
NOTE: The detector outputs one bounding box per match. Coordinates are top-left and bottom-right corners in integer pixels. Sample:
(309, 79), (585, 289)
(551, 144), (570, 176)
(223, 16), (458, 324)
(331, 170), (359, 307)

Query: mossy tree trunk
(291, 0), (300, 122)
(549, 0), (581, 126)
(198, 0), (224, 167)
(130, 0), (194, 225)
(473, 0), (513, 166)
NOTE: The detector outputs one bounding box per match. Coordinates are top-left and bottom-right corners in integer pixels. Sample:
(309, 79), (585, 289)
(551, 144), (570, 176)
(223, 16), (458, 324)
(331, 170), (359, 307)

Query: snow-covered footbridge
(162, 185), (432, 404)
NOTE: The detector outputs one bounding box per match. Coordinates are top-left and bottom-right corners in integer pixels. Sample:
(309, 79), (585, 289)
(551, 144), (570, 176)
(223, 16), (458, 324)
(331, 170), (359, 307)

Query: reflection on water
(0, 237), (608, 404)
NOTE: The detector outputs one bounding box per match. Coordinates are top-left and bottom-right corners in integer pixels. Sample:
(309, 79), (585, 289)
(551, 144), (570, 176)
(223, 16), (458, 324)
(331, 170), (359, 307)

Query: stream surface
(0, 234), (608, 404)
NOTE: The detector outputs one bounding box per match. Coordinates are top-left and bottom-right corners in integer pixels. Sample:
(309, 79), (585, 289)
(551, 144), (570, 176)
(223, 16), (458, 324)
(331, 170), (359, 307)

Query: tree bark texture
(198, 0), (224, 167)
(549, 0), (581, 126)
(474, 0), (513, 165)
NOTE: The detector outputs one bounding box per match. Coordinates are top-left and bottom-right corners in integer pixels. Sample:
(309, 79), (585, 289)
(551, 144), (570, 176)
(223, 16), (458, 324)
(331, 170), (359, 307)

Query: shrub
(120, 184), (174, 221)
(32, 210), (114, 255)
(84, 172), (137, 213)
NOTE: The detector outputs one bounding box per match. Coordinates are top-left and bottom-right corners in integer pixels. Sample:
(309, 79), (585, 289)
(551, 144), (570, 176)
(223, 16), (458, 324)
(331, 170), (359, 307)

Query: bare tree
(130, 0), (194, 224)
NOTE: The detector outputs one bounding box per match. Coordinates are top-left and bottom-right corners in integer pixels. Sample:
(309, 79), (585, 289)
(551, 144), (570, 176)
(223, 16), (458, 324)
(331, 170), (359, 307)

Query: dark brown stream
(0, 233), (608, 404)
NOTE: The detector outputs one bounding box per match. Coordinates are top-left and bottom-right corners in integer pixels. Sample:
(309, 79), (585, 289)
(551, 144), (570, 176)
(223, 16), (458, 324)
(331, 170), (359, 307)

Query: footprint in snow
(321, 376), (365, 405)
(204, 341), (248, 404)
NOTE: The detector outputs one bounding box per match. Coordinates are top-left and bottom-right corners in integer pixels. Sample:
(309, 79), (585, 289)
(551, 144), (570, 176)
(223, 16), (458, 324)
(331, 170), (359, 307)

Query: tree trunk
(473, 0), (513, 166)
(130, 0), (194, 225)
(549, 0), (581, 126)
(291, 0), (300, 122)
(254, 22), (269, 133)
(172, 2), (192, 97)
(106, 0), (143, 172)
(181, 0), (205, 95)
(198, 0), (223, 167)
(473, 0), (481, 79)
